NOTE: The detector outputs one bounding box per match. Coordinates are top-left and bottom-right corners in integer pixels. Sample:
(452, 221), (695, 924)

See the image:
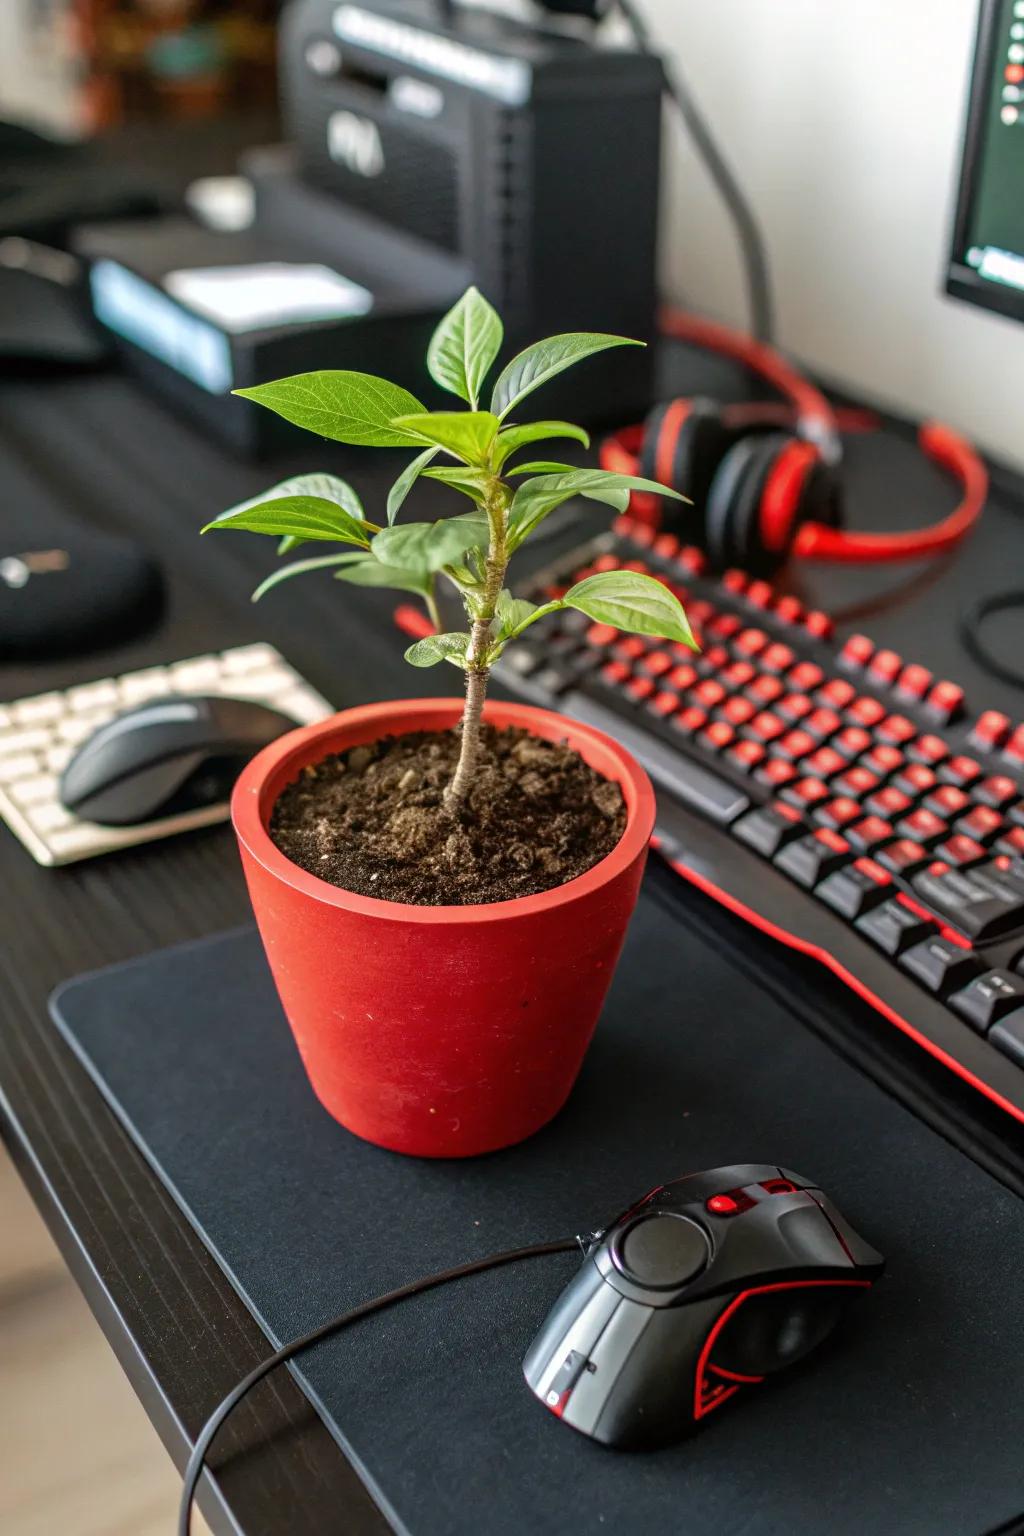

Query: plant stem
(445, 482), (508, 812)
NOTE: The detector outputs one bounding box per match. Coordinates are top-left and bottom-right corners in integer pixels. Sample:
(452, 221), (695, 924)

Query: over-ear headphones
(600, 310), (988, 576)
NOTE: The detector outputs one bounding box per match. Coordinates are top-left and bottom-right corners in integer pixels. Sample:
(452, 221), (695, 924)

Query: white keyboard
(0, 643), (333, 867)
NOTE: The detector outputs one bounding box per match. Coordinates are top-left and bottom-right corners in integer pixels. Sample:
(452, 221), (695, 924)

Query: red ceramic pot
(231, 698), (655, 1158)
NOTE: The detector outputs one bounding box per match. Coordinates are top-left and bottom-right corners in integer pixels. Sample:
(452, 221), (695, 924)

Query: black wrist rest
(50, 863), (1024, 1536)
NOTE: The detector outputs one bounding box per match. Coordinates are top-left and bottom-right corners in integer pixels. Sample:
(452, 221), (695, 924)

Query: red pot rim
(231, 697), (655, 925)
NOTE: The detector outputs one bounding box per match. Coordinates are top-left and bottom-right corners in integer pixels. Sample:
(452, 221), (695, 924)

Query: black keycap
(911, 860), (1024, 942)
(533, 665), (572, 697)
(816, 860), (892, 920)
(855, 899), (934, 956)
(568, 692), (751, 825)
(732, 805), (804, 858)
(989, 1010), (1024, 1068)
(774, 833), (850, 889)
(949, 969), (1024, 1034)
(899, 936), (983, 995)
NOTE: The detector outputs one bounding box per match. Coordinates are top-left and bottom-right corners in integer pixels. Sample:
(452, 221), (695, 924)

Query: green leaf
(371, 513), (487, 573)
(421, 465), (494, 503)
(209, 473), (367, 554)
(505, 460), (587, 476)
(391, 411), (499, 465)
(426, 286), (503, 408)
(233, 371), (425, 447)
(202, 494), (372, 547)
(492, 419), (589, 467)
(404, 632), (470, 669)
(490, 334), (643, 420)
(387, 446), (439, 525)
(507, 468), (687, 547)
(494, 590), (539, 641)
(334, 555), (432, 599)
(251, 552), (367, 602)
(564, 571), (698, 648)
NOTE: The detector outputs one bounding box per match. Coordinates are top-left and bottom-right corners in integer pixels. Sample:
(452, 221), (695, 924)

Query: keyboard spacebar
(565, 692), (750, 824)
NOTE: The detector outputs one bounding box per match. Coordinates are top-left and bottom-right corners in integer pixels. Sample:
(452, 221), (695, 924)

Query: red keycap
(694, 679), (726, 709)
(591, 553), (620, 573)
(697, 644), (730, 673)
(671, 705), (707, 736)
(722, 569), (748, 593)
(805, 746), (845, 779)
(815, 797), (861, 829)
(925, 680), (965, 723)
(996, 828), (1024, 859)
(626, 675), (655, 701)
(855, 856), (892, 885)
(818, 678), (856, 710)
(937, 834), (986, 868)
(748, 675), (784, 705)
(894, 763), (937, 796)
(776, 728), (816, 761)
(805, 707), (841, 740)
(600, 660), (630, 685)
(687, 599), (715, 625)
(746, 579), (773, 609)
(847, 695), (887, 728)
(877, 714), (916, 746)
(815, 827), (850, 854)
(847, 816), (894, 850)
(679, 545), (706, 575)
(669, 664), (698, 692)
(868, 648), (902, 684)
(624, 520), (654, 546)
(895, 663), (932, 701)
(955, 805), (1002, 843)
(778, 693), (813, 723)
(908, 734), (949, 765)
(735, 628), (768, 656)
(788, 661), (825, 692)
(1003, 726), (1024, 765)
(648, 691), (679, 718)
(587, 623), (619, 648)
(833, 766), (879, 798)
(866, 786), (912, 818)
(834, 726), (871, 759)
(761, 642), (796, 673)
(781, 776), (830, 808)
(925, 785), (970, 817)
(774, 596), (804, 625)
(727, 739), (766, 772)
(707, 612), (743, 640)
(700, 720), (735, 752)
(653, 532), (680, 560)
(804, 610), (833, 638)
(898, 807), (947, 843)
(877, 839), (928, 875)
(940, 755), (982, 788)
(748, 711), (786, 742)
(672, 639), (699, 660)
(639, 650), (672, 678)
(723, 661), (756, 689)
(970, 710), (1010, 750)
(614, 635), (646, 661)
(839, 634), (874, 670)
(756, 758), (798, 787)
(721, 695), (756, 726)
(864, 744), (904, 776)
(977, 775), (1018, 808)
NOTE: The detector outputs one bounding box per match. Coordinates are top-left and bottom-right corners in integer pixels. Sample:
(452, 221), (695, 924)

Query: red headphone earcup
(741, 438), (844, 576)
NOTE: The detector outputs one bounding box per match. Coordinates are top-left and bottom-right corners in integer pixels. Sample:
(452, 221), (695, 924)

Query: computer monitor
(947, 0), (1024, 324)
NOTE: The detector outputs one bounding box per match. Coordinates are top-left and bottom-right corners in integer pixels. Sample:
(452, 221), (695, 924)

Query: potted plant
(206, 287), (694, 1157)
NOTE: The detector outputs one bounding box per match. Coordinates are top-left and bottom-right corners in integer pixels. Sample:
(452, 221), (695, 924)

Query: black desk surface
(2, 310), (1024, 1536)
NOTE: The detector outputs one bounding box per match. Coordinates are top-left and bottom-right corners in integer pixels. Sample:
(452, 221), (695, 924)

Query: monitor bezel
(946, 0), (1024, 324)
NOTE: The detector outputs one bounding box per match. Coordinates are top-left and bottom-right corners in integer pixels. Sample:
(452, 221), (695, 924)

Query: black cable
(177, 1235), (580, 1536)
(617, 0), (776, 345)
(960, 589), (1024, 691)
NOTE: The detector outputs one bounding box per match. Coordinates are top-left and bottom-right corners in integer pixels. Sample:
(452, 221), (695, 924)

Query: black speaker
(279, 0), (663, 419)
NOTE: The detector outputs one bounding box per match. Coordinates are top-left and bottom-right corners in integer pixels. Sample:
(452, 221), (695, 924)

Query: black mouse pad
(50, 870), (1024, 1536)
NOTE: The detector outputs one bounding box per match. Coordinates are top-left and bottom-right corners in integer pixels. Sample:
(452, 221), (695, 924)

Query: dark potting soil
(269, 724), (627, 906)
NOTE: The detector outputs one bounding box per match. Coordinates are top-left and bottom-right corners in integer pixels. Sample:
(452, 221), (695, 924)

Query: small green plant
(203, 287), (696, 809)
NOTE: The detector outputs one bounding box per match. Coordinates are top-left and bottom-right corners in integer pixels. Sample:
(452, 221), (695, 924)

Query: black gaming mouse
(523, 1164), (884, 1449)
(59, 694), (297, 826)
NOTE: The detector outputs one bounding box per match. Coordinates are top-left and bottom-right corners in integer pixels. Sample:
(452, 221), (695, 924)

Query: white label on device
(164, 264), (374, 332)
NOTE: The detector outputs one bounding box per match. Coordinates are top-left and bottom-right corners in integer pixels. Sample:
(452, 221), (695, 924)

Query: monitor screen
(947, 0), (1024, 323)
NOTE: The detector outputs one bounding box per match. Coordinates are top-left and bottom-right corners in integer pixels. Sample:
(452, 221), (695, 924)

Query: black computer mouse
(523, 1164), (884, 1449)
(59, 694), (297, 826)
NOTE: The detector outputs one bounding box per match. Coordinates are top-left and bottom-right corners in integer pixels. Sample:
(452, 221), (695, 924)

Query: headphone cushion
(704, 435), (771, 570)
(640, 396), (733, 508)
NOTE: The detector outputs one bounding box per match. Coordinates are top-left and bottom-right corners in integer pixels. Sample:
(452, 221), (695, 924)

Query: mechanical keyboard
(0, 643), (331, 867)
(494, 516), (1024, 1126)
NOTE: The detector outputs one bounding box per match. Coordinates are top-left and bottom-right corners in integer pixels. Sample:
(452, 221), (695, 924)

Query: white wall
(641, 0), (1023, 471)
